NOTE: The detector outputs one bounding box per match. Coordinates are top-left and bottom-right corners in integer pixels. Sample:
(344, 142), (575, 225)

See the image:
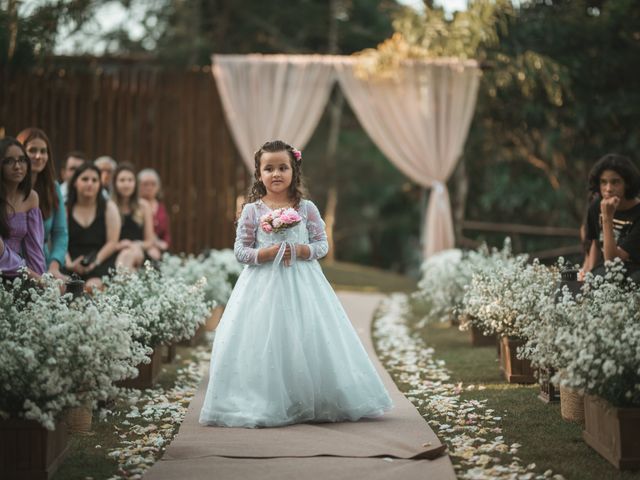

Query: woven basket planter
(470, 324), (497, 347)
(499, 336), (535, 384)
(0, 417), (69, 480)
(65, 402), (92, 434)
(205, 305), (225, 332)
(117, 347), (163, 389)
(560, 385), (585, 423)
(583, 394), (640, 469)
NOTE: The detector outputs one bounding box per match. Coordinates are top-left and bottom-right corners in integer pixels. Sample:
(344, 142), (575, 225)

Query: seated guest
(112, 163), (157, 267)
(138, 168), (171, 254)
(60, 151), (86, 202)
(94, 155), (117, 198)
(583, 154), (640, 282)
(0, 137), (46, 279)
(65, 163), (121, 289)
(17, 128), (68, 281)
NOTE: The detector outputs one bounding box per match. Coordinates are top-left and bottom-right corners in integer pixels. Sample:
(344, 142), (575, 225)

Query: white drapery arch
(211, 54), (481, 259)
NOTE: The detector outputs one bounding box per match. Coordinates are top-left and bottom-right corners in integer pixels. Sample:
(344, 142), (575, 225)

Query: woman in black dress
(112, 163), (156, 270)
(65, 163), (121, 289)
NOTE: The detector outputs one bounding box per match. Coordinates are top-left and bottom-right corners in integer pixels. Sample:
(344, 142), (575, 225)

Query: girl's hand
(269, 243), (283, 261)
(118, 239), (133, 250)
(600, 196), (620, 221)
(295, 244), (310, 260)
(282, 243), (292, 267)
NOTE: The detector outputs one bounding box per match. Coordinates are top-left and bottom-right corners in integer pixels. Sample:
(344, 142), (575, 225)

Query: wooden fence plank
(0, 61), (245, 255)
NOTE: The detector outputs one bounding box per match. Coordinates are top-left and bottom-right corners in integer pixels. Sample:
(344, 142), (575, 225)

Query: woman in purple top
(0, 137), (46, 279)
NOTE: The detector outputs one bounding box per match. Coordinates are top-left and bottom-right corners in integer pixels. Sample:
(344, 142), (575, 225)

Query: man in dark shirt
(584, 154), (640, 282)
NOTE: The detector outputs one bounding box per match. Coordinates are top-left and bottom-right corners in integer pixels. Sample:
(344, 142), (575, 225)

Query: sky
(38, 0), (471, 55)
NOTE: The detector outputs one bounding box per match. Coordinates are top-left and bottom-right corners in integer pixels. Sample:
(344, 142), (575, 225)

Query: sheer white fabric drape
(213, 54), (480, 258)
(212, 54), (336, 169)
(334, 59), (480, 258)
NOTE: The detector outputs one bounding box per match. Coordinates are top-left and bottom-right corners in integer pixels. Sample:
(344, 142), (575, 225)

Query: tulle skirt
(199, 260), (393, 428)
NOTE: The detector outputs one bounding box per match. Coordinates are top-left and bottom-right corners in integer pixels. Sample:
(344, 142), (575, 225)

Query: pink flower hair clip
(292, 148), (302, 162)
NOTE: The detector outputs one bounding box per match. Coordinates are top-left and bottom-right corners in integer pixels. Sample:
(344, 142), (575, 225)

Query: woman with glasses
(0, 137), (46, 279)
(17, 128), (68, 281)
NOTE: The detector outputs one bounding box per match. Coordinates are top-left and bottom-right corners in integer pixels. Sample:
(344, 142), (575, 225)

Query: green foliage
(0, 0), (102, 65)
(465, 0), (640, 232)
(125, 0), (397, 64)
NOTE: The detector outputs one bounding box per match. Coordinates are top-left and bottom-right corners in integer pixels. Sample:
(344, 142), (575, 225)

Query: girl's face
(259, 151), (293, 195)
(2, 144), (29, 186)
(138, 175), (159, 200)
(115, 170), (136, 198)
(599, 169), (625, 200)
(74, 169), (101, 199)
(25, 138), (48, 174)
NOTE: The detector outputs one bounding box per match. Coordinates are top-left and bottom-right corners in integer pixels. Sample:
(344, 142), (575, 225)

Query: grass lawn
(321, 260), (417, 293)
(412, 319), (640, 480)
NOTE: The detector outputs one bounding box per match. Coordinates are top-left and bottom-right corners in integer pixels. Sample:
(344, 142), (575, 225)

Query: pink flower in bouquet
(261, 206), (302, 233)
(279, 208), (301, 224)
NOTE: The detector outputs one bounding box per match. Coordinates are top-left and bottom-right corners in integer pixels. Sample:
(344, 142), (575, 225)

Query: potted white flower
(549, 261), (640, 468)
(161, 250), (241, 333)
(0, 277), (149, 478)
(460, 252), (559, 383)
(97, 264), (212, 388)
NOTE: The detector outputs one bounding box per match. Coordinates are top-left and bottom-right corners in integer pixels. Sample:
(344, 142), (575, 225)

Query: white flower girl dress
(199, 199), (393, 428)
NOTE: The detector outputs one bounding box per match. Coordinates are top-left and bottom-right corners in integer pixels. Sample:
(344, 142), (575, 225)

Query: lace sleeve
(234, 204), (259, 265)
(305, 200), (329, 260)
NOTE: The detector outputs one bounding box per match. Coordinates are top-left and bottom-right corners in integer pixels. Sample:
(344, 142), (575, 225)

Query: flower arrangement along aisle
(412, 241), (514, 327)
(548, 261), (640, 407)
(160, 249), (242, 307)
(96, 263), (213, 348)
(0, 277), (149, 430)
(459, 250), (559, 339)
(531, 260), (640, 468)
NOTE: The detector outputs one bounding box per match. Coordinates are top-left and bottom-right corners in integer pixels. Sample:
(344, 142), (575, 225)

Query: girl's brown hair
(247, 140), (306, 208)
(16, 127), (59, 218)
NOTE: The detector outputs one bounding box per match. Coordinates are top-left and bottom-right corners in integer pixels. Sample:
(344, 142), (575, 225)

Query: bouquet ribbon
(274, 241), (297, 267)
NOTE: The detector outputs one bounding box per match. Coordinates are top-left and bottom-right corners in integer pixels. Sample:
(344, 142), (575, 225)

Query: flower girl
(199, 140), (392, 428)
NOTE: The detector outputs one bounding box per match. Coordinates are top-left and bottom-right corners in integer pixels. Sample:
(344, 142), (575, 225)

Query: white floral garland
(374, 294), (565, 480)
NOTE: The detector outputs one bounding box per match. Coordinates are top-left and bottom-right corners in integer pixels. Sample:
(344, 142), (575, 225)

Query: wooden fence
(460, 220), (583, 259)
(0, 59), (247, 255)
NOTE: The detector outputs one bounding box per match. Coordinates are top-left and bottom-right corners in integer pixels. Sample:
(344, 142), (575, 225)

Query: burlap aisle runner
(144, 291), (455, 480)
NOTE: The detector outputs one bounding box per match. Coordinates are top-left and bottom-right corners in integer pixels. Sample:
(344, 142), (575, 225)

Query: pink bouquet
(260, 207), (302, 234)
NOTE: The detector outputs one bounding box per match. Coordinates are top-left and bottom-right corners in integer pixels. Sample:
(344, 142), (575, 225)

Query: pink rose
(262, 223), (273, 233)
(272, 218), (283, 228)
